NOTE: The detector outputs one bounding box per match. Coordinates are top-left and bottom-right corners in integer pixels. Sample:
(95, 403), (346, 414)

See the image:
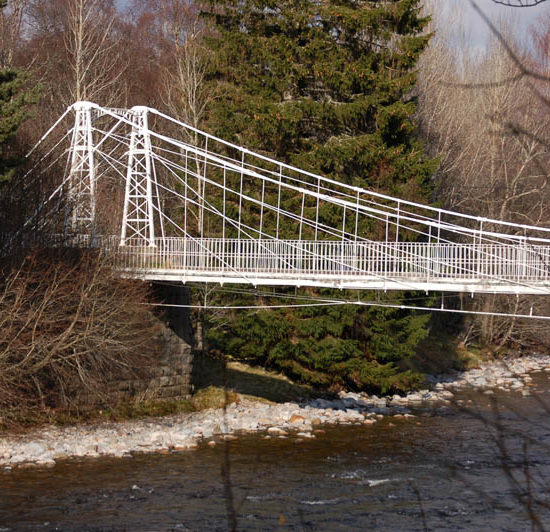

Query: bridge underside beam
(119, 269), (550, 295)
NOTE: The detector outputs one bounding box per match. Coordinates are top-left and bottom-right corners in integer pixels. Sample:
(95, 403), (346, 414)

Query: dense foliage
(0, 2), (35, 184)
(202, 0), (437, 393)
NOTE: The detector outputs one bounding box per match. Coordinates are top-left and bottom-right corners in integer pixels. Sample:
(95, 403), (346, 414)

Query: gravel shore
(2, 354), (549, 469)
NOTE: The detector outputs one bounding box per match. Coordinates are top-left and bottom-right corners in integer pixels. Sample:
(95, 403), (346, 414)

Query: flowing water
(2, 374), (550, 531)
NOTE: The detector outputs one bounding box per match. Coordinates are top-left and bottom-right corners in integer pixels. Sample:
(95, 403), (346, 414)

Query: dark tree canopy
(201, 0), (436, 393)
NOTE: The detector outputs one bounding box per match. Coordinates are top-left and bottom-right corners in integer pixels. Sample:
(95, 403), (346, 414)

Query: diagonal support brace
(66, 101), (96, 234)
(120, 106), (156, 246)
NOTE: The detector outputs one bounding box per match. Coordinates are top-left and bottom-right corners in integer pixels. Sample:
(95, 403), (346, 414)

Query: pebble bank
(2, 354), (549, 469)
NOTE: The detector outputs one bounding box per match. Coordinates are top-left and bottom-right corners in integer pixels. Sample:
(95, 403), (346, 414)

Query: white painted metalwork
(120, 106), (157, 247)
(66, 101), (96, 233)
(20, 101), (550, 299)
(109, 238), (550, 295)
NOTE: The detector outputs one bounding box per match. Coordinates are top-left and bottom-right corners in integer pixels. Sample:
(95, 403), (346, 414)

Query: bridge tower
(66, 101), (97, 234)
(120, 106), (157, 247)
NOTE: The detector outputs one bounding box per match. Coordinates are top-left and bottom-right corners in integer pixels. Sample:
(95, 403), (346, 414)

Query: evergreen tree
(0, 0), (35, 184)
(0, 69), (31, 184)
(202, 0), (437, 393)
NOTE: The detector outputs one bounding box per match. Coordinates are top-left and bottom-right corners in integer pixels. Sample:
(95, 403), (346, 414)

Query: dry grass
(193, 354), (314, 403)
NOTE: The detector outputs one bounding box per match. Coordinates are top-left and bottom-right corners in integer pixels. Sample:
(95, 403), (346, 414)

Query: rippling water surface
(2, 375), (550, 531)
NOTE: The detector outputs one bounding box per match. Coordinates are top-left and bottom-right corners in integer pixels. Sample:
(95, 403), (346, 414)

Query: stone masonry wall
(107, 284), (194, 402)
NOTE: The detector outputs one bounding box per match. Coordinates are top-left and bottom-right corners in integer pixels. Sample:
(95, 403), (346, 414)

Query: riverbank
(2, 354), (549, 469)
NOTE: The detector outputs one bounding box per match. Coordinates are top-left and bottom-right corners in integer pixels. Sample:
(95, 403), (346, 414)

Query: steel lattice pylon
(66, 101), (96, 233)
(120, 106), (156, 247)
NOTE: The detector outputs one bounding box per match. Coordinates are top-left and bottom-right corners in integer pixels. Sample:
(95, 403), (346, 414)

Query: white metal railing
(109, 237), (550, 282)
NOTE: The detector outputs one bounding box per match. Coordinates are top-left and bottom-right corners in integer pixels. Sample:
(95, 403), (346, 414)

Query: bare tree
(64, 0), (123, 105)
(159, 2), (211, 137)
(0, 249), (158, 420)
(418, 4), (549, 220)
(25, 0), (125, 113)
(417, 1), (550, 348)
(0, 0), (30, 68)
(156, 0), (213, 248)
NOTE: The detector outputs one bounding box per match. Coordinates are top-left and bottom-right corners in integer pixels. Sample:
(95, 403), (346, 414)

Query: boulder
(289, 414), (306, 425)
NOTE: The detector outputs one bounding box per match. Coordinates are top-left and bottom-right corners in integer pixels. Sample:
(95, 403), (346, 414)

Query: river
(2, 374), (550, 531)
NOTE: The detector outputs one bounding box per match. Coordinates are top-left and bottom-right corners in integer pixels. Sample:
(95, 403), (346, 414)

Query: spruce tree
(201, 0), (437, 393)
(0, 0), (34, 185)
(0, 69), (32, 184)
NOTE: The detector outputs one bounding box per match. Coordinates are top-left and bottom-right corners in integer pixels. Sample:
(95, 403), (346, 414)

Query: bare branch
(469, 1), (550, 78)
(0, 250), (158, 420)
(491, 0), (548, 6)
(417, 1), (550, 347)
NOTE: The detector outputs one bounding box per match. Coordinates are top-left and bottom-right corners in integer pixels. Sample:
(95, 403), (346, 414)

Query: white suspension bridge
(13, 101), (550, 309)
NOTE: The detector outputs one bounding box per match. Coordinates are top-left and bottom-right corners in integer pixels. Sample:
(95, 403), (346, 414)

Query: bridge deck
(108, 237), (550, 294)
